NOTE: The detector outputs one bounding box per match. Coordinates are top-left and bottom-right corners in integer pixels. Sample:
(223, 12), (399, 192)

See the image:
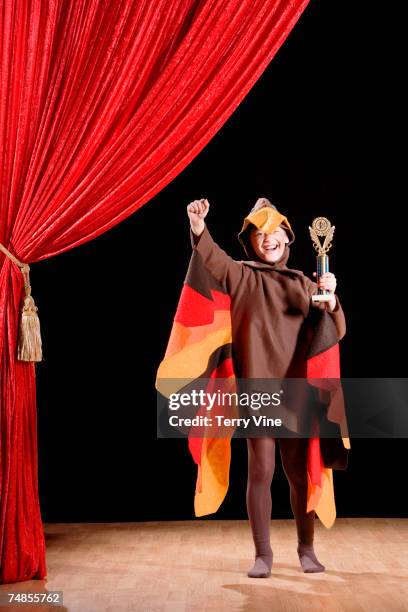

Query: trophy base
(312, 294), (334, 302)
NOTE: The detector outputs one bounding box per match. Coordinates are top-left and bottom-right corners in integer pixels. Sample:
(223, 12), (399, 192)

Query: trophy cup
(309, 217), (335, 302)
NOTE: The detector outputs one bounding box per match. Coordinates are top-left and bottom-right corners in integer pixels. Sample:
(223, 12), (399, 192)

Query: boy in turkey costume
(156, 197), (348, 578)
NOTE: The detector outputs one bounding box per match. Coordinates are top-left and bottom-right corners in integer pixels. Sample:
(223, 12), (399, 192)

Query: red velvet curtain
(0, 0), (309, 583)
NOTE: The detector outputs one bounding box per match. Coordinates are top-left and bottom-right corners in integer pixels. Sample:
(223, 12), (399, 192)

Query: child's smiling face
(249, 225), (289, 263)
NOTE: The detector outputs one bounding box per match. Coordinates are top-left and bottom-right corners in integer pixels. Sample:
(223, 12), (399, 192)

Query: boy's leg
(278, 437), (325, 573)
(246, 437), (275, 578)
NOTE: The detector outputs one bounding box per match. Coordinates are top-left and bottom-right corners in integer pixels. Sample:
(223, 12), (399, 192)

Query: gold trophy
(309, 217), (335, 302)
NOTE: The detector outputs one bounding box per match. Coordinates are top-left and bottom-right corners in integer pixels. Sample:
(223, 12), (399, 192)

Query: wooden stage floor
(1, 518), (407, 612)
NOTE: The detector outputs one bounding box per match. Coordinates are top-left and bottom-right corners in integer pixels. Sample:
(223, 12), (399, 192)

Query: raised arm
(187, 199), (244, 294)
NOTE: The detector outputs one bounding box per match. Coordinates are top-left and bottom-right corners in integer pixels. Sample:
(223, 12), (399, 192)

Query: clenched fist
(187, 198), (210, 236)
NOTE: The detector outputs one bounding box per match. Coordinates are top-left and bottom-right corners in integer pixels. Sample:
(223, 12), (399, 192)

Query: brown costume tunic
(190, 225), (346, 379)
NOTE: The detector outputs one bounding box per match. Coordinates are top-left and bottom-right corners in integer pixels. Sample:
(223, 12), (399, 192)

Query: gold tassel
(0, 239), (43, 363)
(17, 265), (43, 362)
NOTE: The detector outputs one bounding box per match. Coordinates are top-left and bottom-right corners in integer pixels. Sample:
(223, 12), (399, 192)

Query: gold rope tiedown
(0, 242), (43, 362)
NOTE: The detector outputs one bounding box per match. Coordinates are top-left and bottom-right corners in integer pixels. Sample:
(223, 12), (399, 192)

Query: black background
(34, 0), (406, 521)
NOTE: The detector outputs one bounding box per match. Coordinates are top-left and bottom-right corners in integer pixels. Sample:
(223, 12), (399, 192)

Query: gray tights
(246, 437), (315, 559)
